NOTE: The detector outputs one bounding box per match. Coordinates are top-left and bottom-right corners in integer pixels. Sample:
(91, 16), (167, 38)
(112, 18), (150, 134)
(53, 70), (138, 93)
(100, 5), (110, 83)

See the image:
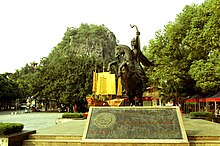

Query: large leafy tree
(189, 50), (220, 94)
(35, 24), (117, 112)
(144, 0), (220, 101)
(11, 62), (38, 99)
(0, 73), (21, 110)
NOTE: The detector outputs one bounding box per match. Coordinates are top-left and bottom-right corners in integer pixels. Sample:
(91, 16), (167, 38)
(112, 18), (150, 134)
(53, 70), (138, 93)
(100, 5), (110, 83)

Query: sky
(0, 0), (205, 73)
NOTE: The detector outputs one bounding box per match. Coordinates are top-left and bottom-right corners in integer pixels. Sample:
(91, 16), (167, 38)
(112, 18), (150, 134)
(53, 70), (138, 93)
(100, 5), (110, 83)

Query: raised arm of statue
(130, 24), (141, 62)
(130, 24), (140, 50)
(130, 25), (153, 67)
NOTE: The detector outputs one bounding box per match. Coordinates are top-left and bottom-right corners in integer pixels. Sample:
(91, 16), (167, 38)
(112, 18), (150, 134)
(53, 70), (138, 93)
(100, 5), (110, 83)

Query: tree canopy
(144, 0), (220, 101)
(0, 73), (21, 110)
(2, 0), (220, 109)
(15, 24), (117, 112)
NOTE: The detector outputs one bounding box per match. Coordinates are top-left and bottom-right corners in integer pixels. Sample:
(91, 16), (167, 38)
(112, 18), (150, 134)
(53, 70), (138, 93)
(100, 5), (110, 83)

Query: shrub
(62, 113), (84, 119)
(0, 123), (24, 135)
(190, 112), (212, 118)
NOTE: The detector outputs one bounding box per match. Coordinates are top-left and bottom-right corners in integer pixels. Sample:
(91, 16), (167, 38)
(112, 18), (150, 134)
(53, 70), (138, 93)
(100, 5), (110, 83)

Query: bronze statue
(130, 24), (153, 66)
(108, 25), (153, 106)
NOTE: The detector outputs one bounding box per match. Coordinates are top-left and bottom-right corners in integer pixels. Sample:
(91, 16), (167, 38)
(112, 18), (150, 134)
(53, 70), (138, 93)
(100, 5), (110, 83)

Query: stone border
(55, 118), (86, 124)
(0, 130), (36, 146)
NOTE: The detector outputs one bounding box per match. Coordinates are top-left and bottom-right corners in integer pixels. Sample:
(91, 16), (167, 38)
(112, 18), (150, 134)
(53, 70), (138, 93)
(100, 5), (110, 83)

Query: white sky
(0, 0), (204, 73)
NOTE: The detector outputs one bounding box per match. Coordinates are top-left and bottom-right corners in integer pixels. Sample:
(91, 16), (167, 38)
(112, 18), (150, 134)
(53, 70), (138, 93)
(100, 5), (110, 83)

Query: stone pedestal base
(82, 106), (188, 145)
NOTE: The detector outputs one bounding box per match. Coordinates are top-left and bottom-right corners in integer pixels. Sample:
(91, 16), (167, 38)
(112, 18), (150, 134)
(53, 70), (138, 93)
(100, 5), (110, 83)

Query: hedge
(190, 112), (212, 118)
(0, 123), (24, 135)
(62, 113), (84, 119)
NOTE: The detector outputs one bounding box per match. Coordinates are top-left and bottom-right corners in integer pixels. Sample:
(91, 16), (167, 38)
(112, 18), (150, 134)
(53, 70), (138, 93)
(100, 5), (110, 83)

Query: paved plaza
(183, 116), (220, 136)
(37, 115), (220, 137)
(0, 111), (63, 130)
(0, 111), (220, 137)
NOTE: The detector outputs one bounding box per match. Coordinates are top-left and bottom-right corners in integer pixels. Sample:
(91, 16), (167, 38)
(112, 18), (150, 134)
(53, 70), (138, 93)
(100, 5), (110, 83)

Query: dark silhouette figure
(108, 25), (153, 106)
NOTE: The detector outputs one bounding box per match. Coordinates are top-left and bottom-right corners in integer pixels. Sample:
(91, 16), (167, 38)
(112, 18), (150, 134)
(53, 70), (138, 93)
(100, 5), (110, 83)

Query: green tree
(11, 62), (38, 100)
(0, 73), (21, 110)
(145, 0), (220, 101)
(189, 50), (220, 94)
(35, 24), (117, 112)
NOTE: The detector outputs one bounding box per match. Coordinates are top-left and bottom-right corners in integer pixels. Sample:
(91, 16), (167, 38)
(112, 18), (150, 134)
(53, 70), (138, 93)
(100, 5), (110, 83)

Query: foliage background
(1, 0), (220, 110)
(143, 0), (220, 104)
(1, 24), (117, 112)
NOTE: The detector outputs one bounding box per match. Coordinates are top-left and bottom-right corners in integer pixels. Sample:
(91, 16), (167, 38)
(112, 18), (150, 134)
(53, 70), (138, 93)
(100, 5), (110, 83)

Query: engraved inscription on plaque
(85, 107), (184, 139)
(93, 113), (116, 128)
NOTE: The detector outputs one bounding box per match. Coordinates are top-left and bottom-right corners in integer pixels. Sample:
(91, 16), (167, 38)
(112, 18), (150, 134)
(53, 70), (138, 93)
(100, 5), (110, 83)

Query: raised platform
(82, 106), (188, 145)
(23, 107), (220, 146)
(23, 134), (220, 146)
(0, 130), (36, 146)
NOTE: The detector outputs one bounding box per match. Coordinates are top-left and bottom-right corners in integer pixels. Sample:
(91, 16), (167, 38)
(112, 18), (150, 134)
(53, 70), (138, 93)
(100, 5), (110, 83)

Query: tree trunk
(45, 99), (48, 111)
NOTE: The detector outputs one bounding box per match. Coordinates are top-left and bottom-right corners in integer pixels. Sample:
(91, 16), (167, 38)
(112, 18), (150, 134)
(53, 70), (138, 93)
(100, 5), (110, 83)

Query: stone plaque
(83, 106), (188, 143)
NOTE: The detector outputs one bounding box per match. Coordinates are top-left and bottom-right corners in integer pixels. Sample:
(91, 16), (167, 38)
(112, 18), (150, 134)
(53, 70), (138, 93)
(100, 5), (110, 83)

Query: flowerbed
(190, 112), (212, 119)
(62, 113), (84, 119)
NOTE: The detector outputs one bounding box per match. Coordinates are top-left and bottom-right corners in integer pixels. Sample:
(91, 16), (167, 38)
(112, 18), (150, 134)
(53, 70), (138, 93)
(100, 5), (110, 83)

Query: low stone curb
(0, 130), (36, 146)
(55, 118), (85, 124)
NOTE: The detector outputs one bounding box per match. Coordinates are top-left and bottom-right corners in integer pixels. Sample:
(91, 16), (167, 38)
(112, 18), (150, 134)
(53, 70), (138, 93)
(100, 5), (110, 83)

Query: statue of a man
(131, 32), (140, 63)
(130, 24), (153, 67)
(130, 25), (148, 91)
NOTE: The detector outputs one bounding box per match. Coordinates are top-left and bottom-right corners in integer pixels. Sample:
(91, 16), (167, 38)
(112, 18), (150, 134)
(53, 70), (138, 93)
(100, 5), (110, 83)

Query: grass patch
(0, 123), (24, 135)
(62, 113), (84, 119)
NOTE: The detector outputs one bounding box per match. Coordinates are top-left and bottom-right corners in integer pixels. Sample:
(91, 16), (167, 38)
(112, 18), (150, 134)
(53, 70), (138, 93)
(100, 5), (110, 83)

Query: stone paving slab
(1, 111), (220, 137)
(183, 116), (220, 136)
(37, 120), (86, 135)
(36, 116), (220, 137)
(0, 112), (63, 130)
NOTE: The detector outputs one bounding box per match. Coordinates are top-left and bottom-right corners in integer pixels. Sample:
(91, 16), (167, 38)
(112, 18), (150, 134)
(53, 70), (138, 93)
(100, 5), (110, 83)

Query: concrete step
(188, 136), (220, 141)
(23, 134), (82, 146)
(28, 134), (82, 140)
(189, 140), (220, 146)
(23, 134), (220, 146)
(23, 139), (81, 146)
(188, 136), (220, 146)
(23, 139), (220, 146)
